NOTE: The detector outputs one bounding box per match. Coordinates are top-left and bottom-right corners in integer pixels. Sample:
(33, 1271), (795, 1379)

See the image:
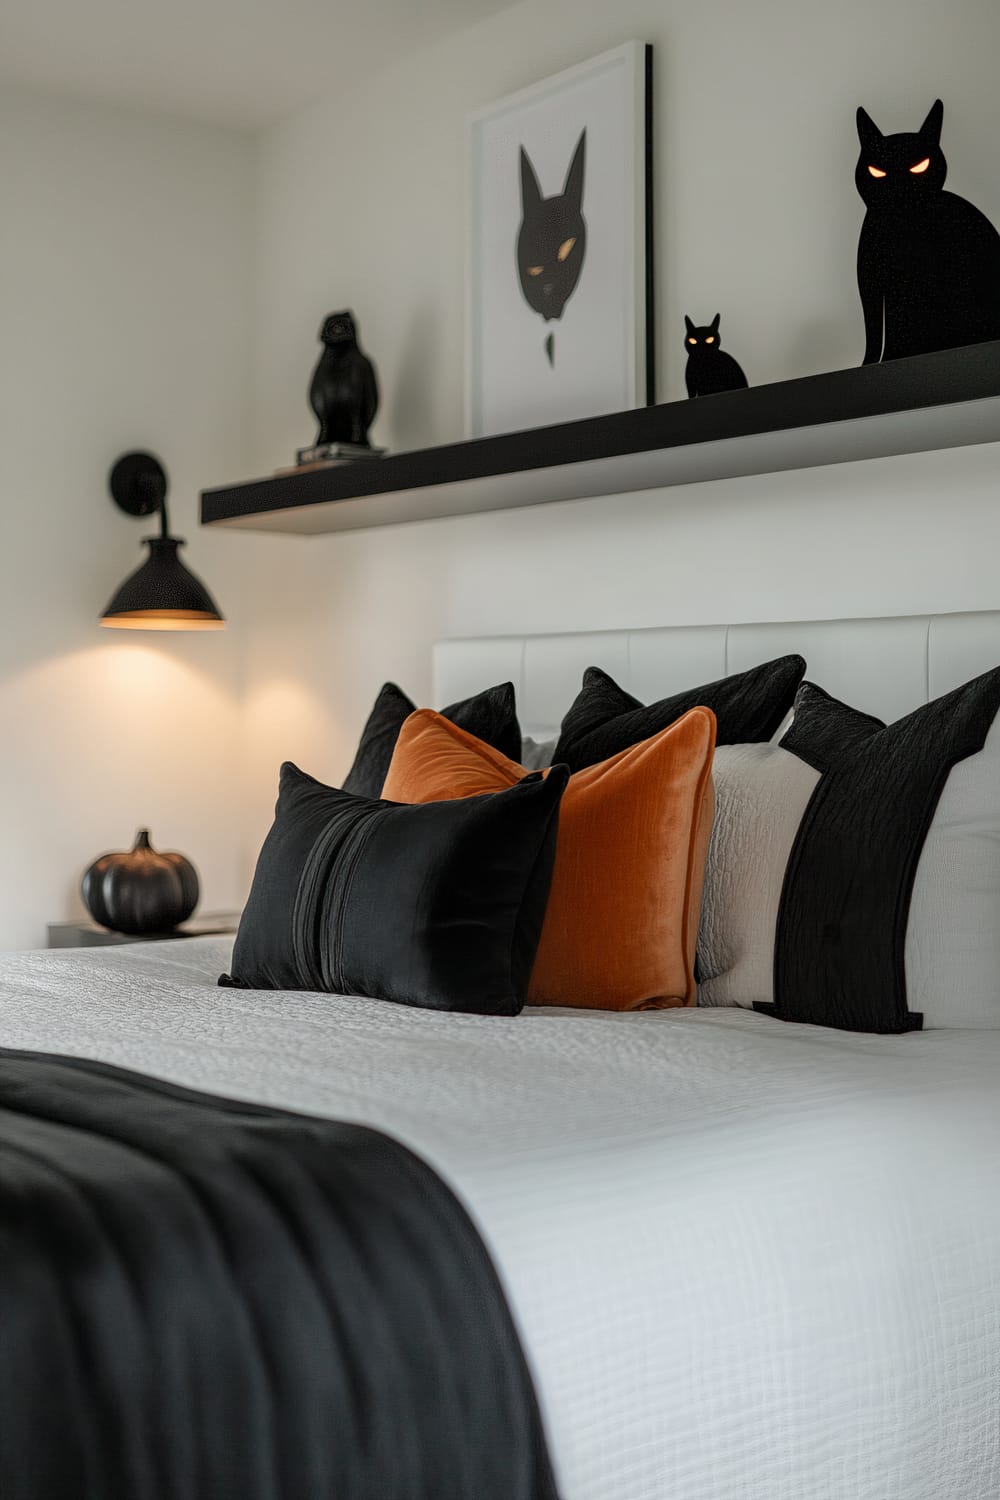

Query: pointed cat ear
(562, 130), (586, 213)
(710, 313), (721, 333)
(520, 147), (543, 215)
(920, 99), (944, 144)
(856, 106), (882, 150)
(684, 315), (695, 334)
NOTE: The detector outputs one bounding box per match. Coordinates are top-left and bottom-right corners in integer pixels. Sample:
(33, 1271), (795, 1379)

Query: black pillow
(342, 681), (521, 799)
(223, 762), (569, 1014)
(553, 656), (806, 770)
(756, 670), (1000, 1033)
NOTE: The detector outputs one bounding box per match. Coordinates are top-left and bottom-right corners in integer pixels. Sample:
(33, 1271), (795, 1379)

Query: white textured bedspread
(1, 937), (999, 1500)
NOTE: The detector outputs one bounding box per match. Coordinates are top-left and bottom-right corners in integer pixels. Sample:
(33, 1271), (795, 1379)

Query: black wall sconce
(101, 452), (225, 631)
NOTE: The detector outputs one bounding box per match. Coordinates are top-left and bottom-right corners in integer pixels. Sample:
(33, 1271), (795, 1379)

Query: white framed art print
(466, 42), (653, 438)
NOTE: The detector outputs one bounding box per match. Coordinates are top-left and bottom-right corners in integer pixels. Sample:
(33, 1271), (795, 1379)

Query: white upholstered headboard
(433, 611), (1000, 736)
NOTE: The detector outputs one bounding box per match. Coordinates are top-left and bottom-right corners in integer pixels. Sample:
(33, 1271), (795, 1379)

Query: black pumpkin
(82, 830), (200, 936)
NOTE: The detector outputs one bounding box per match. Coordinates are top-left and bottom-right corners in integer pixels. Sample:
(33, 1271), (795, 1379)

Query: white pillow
(697, 744), (819, 1010)
(906, 712), (1000, 1027)
(520, 736), (557, 771)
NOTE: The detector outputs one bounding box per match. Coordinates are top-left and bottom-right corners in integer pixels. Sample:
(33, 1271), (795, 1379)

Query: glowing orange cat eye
(527, 266), (544, 276)
(557, 237), (577, 262)
(705, 336), (716, 344)
(688, 337), (697, 345)
(868, 165), (887, 178)
(910, 157), (931, 174)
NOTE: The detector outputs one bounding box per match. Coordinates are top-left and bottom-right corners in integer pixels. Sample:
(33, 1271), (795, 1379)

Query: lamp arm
(132, 467), (170, 538)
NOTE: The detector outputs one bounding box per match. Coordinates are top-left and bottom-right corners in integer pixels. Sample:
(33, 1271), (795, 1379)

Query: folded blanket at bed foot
(0, 1049), (560, 1500)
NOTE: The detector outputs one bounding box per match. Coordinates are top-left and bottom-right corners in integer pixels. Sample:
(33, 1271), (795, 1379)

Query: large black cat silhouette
(517, 132), (587, 366)
(684, 314), (748, 397)
(856, 99), (1000, 363)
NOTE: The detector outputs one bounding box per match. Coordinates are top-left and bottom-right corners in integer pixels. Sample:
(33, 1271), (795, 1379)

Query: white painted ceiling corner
(0, 0), (518, 130)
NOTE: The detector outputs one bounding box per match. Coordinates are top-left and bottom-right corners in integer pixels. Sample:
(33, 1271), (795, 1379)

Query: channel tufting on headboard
(433, 611), (1000, 737)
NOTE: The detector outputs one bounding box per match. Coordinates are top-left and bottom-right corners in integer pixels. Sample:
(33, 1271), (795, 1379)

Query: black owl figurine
(308, 311), (379, 448)
(684, 315), (749, 397)
(855, 99), (1000, 363)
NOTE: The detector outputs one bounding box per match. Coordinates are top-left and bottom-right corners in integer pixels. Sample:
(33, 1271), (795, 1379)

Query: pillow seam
(518, 780), (568, 1009)
(680, 732), (716, 1007)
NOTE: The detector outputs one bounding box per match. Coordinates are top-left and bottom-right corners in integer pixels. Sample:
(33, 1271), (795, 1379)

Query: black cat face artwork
(516, 132), (587, 364)
(855, 99), (1000, 362)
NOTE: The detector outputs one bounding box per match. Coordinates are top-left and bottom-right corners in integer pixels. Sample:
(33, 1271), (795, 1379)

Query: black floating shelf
(201, 341), (1000, 536)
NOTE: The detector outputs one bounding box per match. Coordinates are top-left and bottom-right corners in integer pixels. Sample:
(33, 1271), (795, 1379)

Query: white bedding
(1, 937), (999, 1500)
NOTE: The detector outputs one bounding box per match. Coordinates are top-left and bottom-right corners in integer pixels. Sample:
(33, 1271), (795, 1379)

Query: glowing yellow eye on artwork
(527, 265), (544, 276)
(705, 335), (716, 344)
(868, 165), (887, 178)
(910, 157), (931, 174)
(557, 238), (577, 262)
(688, 337), (697, 345)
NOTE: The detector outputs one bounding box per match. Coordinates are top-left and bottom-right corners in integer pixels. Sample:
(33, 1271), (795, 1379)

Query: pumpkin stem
(134, 829), (153, 851)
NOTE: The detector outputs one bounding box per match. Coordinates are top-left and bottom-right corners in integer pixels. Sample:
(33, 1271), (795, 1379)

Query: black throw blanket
(0, 1049), (560, 1500)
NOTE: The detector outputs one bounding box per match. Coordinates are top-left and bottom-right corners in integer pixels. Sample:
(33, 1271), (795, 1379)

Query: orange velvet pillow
(382, 707), (716, 1011)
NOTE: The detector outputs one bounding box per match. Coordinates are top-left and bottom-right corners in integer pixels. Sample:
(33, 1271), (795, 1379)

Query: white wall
(241, 0), (1000, 837)
(0, 82), (262, 947)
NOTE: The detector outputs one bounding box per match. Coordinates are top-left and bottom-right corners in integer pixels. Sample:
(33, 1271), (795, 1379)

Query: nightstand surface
(47, 913), (242, 949)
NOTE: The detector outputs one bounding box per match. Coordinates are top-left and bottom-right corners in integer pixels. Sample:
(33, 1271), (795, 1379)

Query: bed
(3, 609), (1000, 1499)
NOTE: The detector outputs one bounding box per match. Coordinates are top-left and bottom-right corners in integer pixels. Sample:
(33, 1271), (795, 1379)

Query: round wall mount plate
(108, 451), (168, 518)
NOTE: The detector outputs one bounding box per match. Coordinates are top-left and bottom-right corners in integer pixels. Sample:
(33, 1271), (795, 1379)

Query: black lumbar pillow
(342, 681), (522, 799)
(761, 669), (1000, 1033)
(553, 655), (806, 771)
(223, 762), (568, 1014)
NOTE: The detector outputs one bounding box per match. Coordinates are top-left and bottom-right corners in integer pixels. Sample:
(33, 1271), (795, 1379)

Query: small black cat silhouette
(517, 132), (587, 365)
(308, 310), (379, 447)
(856, 99), (1000, 363)
(684, 315), (748, 398)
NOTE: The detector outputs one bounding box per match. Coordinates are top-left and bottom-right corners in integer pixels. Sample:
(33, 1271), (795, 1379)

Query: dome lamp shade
(100, 451), (225, 631)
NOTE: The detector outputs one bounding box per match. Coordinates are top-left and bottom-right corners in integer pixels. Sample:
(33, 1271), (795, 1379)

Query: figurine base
(295, 442), (387, 465)
(274, 443), (389, 477)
